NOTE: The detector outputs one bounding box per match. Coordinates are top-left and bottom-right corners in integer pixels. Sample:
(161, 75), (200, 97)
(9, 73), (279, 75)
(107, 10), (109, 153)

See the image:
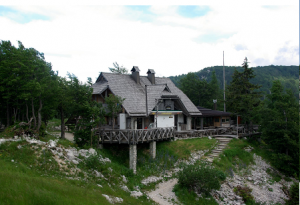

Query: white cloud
(0, 4), (298, 83)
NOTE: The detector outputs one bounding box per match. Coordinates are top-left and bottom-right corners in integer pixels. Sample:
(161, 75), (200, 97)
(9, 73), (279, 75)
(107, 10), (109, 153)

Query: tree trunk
(61, 106), (65, 139)
(31, 98), (36, 129)
(26, 103), (29, 122)
(6, 101), (10, 127)
(37, 96), (42, 131)
(13, 107), (18, 124)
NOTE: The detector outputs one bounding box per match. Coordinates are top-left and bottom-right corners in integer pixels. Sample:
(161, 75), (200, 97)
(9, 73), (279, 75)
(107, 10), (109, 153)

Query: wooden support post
(149, 141), (156, 159)
(129, 144), (137, 174)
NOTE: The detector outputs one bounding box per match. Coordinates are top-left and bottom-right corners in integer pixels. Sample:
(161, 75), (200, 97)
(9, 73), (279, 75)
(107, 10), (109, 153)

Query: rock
(48, 140), (57, 148)
(11, 159), (14, 162)
(208, 136), (212, 139)
(120, 185), (129, 192)
(248, 177), (253, 181)
(121, 175), (127, 183)
(97, 184), (102, 188)
(130, 191), (143, 198)
(94, 170), (104, 178)
(72, 159), (79, 164)
(17, 145), (22, 149)
(141, 176), (163, 185)
(102, 194), (123, 204)
(67, 151), (75, 160)
(14, 136), (18, 139)
(88, 148), (97, 156)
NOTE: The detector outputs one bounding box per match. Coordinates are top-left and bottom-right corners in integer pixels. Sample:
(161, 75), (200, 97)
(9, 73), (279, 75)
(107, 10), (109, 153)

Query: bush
(233, 185), (254, 203)
(285, 182), (299, 205)
(177, 162), (226, 196)
(74, 129), (91, 147)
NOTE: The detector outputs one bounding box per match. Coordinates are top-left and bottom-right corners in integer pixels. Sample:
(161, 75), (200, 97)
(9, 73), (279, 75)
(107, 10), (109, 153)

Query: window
(222, 119), (225, 122)
(215, 118), (219, 122)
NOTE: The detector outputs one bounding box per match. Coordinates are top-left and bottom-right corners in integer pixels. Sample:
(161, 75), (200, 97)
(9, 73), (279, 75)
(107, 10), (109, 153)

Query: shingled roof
(197, 106), (232, 117)
(92, 72), (202, 117)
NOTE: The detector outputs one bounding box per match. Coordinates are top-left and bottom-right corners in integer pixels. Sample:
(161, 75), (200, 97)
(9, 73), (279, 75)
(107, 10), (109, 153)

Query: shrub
(285, 182), (299, 205)
(74, 129), (91, 147)
(177, 162), (226, 196)
(233, 185), (254, 203)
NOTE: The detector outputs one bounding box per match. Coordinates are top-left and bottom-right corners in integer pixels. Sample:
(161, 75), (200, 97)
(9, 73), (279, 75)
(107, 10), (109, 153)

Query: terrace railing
(95, 127), (174, 144)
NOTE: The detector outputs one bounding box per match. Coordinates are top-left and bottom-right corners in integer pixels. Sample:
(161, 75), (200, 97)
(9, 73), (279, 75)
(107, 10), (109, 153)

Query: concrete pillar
(187, 116), (192, 130)
(129, 144), (137, 174)
(200, 118), (203, 129)
(150, 141), (156, 159)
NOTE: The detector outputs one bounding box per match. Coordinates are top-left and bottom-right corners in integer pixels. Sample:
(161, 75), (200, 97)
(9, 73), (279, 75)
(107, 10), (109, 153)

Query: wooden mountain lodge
(91, 66), (238, 173)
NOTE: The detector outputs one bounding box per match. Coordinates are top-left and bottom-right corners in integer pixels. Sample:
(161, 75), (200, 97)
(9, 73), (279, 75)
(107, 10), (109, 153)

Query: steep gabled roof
(91, 72), (201, 117)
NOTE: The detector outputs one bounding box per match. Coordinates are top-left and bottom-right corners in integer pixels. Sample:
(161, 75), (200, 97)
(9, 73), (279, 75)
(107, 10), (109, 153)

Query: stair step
(212, 150), (223, 153)
(208, 153), (220, 157)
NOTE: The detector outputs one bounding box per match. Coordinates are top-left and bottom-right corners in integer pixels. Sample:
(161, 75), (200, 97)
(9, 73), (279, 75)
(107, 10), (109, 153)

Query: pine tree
(226, 57), (261, 130)
(258, 80), (299, 175)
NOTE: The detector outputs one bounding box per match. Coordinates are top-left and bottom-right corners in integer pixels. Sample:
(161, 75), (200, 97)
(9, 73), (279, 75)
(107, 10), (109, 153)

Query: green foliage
(173, 184), (219, 205)
(177, 162), (225, 196)
(213, 139), (254, 174)
(105, 94), (125, 129)
(226, 58), (262, 128)
(108, 62), (128, 74)
(233, 186), (254, 204)
(256, 80), (299, 176)
(178, 71), (223, 109)
(285, 182), (299, 205)
(74, 129), (92, 147)
(169, 65), (298, 99)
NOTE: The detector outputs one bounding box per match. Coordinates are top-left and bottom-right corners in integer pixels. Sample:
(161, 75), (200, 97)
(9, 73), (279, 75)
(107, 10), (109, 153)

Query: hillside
(169, 65), (299, 98)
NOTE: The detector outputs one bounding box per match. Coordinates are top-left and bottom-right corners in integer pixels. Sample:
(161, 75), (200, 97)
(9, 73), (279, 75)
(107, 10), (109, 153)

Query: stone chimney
(131, 66), (140, 84)
(147, 69), (155, 84)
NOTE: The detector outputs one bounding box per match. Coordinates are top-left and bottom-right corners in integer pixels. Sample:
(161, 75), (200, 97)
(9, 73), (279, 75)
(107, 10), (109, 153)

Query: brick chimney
(147, 69), (155, 84)
(131, 66), (140, 84)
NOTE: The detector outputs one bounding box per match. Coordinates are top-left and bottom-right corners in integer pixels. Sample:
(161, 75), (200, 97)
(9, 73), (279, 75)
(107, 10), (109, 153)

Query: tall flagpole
(223, 51), (226, 112)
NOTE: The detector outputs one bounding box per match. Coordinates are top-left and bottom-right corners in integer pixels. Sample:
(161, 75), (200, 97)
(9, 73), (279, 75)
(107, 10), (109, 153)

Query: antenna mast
(223, 51), (226, 112)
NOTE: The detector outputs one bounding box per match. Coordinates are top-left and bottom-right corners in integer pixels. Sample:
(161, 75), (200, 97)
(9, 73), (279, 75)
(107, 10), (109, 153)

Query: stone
(97, 184), (102, 188)
(72, 159), (79, 164)
(122, 175), (127, 183)
(120, 185), (129, 192)
(17, 145), (22, 149)
(94, 170), (104, 178)
(248, 177), (253, 181)
(88, 148), (97, 156)
(67, 151), (75, 160)
(130, 191), (143, 198)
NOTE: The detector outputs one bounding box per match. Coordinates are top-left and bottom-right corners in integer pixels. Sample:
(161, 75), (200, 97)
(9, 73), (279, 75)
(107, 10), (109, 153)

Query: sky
(0, 1), (299, 83)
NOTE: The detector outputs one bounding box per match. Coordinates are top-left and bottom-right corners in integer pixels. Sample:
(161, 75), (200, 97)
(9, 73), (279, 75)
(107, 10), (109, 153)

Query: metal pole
(223, 51), (226, 112)
(237, 115), (239, 138)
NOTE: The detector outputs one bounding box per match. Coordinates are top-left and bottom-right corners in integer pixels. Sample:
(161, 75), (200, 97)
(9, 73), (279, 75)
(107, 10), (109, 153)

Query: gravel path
(52, 132), (74, 142)
(147, 178), (179, 205)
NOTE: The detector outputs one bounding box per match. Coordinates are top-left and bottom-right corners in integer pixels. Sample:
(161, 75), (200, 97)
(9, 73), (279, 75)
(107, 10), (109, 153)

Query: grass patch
(213, 139), (254, 176)
(173, 184), (218, 205)
(157, 137), (217, 160)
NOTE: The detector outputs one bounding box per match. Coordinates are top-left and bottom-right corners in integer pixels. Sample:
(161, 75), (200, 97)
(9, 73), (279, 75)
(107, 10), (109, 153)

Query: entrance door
(137, 118), (143, 129)
(174, 115), (178, 130)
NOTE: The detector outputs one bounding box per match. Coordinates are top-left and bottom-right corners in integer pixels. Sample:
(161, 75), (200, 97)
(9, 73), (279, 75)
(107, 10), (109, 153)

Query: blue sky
(0, 4), (298, 82)
(0, 6), (51, 24)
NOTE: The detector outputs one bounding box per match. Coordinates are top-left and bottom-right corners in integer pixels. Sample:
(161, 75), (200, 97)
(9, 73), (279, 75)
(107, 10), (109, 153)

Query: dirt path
(52, 132), (74, 142)
(147, 178), (179, 205)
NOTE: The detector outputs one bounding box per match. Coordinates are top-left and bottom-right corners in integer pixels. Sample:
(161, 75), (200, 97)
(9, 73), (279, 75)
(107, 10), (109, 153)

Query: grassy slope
(0, 123), (218, 205)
